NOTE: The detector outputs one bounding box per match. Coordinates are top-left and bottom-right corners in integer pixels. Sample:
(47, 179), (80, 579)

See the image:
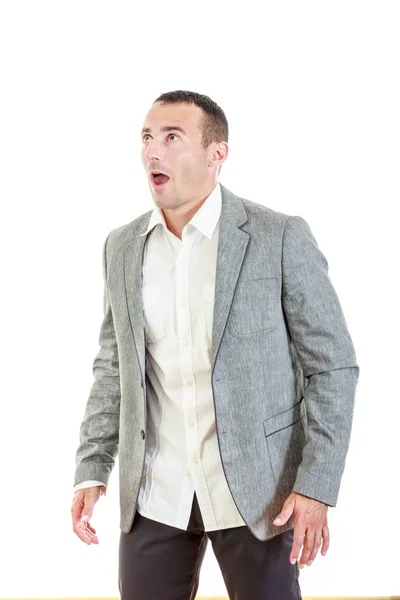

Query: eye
(142, 133), (179, 142)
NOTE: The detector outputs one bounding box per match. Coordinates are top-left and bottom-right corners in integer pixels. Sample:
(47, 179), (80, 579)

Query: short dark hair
(153, 90), (229, 174)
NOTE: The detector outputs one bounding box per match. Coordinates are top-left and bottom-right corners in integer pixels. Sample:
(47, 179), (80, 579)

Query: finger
(73, 523), (93, 544)
(298, 527), (315, 568)
(81, 520), (99, 543)
(306, 532), (322, 566)
(321, 524), (330, 555)
(84, 531), (99, 544)
(73, 518), (99, 545)
(273, 494), (295, 526)
(85, 522), (97, 535)
(290, 521), (306, 565)
(80, 522), (99, 545)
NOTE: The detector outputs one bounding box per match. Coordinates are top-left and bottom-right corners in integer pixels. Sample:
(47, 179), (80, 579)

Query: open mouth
(151, 173), (170, 188)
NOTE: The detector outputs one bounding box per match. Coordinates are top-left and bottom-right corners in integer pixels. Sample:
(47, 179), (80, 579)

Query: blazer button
(141, 430), (145, 439)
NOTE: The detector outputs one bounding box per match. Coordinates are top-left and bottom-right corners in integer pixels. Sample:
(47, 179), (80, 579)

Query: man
(71, 90), (359, 599)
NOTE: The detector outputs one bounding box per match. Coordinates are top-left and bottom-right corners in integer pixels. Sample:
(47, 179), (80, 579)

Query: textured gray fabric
(74, 183), (359, 541)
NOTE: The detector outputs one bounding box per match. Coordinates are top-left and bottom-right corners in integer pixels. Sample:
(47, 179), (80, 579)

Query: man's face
(141, 102), (218, 209)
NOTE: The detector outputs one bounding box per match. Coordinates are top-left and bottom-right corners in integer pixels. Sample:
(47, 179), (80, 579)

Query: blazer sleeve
(74, 231), (121, 488)
(281, 215), (360, 507)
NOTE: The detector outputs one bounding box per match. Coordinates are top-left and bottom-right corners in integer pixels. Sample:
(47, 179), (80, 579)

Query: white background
(0, 1), (399, 597)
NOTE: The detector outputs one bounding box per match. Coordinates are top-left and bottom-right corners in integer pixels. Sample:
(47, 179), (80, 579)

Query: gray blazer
(74, 183), (359, 541)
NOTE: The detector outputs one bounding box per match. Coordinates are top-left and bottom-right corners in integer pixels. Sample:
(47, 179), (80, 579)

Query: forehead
(141, 102), (202, 137)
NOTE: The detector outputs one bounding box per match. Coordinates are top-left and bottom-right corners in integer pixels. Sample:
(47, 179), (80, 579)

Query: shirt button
(141, 430), (145, 439)
(186, 380), (193, 386)
(188, 421), (194, 427)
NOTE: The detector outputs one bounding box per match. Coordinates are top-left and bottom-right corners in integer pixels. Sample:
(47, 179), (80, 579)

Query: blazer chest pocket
(228, 277), (279, 337)
(142, 285), (166, 344)
(264, 399), (307, 498)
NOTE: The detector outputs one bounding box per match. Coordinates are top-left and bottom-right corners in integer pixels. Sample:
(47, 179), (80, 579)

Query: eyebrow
(141, 125), (187, 136)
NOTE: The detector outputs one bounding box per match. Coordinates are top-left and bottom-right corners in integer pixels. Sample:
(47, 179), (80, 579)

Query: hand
(71, 486), (102, 545)
(273, 491), (330, 568)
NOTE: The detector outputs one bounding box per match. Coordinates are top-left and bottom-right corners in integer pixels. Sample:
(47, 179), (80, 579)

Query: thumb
(273, 494), (295, 526)
(82, 506), (94, 523)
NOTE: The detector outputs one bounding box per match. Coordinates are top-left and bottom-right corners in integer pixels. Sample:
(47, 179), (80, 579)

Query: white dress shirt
(75, 182), (246, 531)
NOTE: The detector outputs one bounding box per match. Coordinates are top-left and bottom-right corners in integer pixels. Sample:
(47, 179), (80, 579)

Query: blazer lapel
(210, 184), (249, 367)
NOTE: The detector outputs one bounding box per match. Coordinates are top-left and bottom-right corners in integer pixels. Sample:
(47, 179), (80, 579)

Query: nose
(144, 139), (164, 163)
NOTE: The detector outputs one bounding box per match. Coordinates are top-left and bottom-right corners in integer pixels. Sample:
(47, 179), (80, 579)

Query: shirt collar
(139, 181), (222, 241)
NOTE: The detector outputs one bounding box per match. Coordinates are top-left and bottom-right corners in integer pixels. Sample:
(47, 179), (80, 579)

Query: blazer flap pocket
(263, 398), (305, 437)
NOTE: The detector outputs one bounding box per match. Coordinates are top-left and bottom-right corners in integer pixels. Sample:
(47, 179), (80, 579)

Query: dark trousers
(119, 491), (302, 600)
